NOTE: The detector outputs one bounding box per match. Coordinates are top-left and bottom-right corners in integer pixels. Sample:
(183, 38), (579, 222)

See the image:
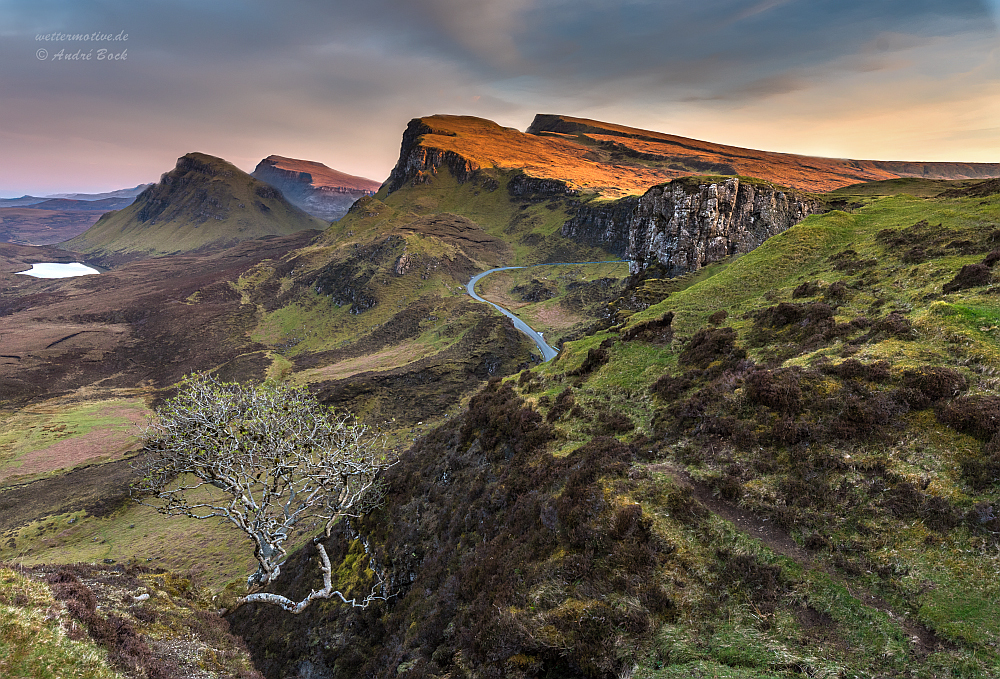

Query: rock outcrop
(385, 118), (483, 194)
(563, 177), (823, 275)
(560, 196), (640, 256)
(252, 156), (381, 222)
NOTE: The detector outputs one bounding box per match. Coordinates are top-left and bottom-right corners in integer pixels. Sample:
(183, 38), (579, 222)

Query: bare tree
(132, 373), (397, 613)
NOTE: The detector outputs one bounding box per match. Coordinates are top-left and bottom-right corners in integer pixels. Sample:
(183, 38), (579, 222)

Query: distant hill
(386, 114), (1000, 196)
(44, 183), (151, 201)
(0, 184), (151, 208)
(0, 207), (105, 245)
(0, 195), (51, 208)
(252, 155), (382, 222)
(0, 194), (143, 246)
(61, 152), (326, 265)
(26, 197), (135, 211)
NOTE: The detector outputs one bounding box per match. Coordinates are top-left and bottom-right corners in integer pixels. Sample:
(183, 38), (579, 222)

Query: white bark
(131, 373), (397, 609)
(232, 542), (389, 614)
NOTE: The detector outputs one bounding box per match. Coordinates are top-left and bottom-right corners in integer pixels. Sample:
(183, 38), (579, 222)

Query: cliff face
(252, 156), (381, 222)
(561, 196), (640, 256)
(563, 177), (823, 275)
(383, 117), (826, 274)
(385, 119), (483, 194)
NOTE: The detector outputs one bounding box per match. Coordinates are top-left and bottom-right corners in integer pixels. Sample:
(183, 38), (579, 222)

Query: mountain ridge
(61, 152), (326, 265)
(385, 113), (1000, 198)
(252, 155), (382, 221)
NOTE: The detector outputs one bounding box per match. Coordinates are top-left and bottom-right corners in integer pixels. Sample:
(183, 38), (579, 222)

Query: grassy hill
(61, 152), (326, 265)
(230, 178), (1000, 678)
(6, 115), (1000, 678)
(226, 136), (645, 424)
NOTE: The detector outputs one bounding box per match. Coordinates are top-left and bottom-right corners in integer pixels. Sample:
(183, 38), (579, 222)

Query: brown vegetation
(230, 383), (673, 678)
(0, 208), (103, 246)
(13, 563), (264, 679)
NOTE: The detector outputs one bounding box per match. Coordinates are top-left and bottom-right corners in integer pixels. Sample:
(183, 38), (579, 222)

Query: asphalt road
(465, 261), (627, 362)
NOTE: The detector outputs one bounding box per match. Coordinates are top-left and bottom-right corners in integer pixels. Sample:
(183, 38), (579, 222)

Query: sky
(0, 0), (998, 197)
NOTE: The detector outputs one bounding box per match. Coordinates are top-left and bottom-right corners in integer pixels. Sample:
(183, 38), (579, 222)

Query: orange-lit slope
(386, 114), (1000, 197)
(528, 115), (1000, 193)
(387, 115), (675, 198)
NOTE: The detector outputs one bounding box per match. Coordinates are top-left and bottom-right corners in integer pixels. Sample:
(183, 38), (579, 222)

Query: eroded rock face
(563, 178), (823, 275)
(385, 119), (481, 194)
(252, 156), (380, 222)
(560, 195), (640, 256)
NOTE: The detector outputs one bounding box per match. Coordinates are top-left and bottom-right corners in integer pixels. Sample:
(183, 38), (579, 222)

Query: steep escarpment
(558, 195), (640, 256)
(382, 115), (675, 199)
(564, 177), (823, 274)
(252, 155), (381, 222)
(385, 118), (485, 195)
(528, 114), (1000, 192)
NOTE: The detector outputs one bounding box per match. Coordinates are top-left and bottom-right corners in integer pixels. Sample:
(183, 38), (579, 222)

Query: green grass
(0, 567), (122, 679)
(829, 177), (988, 198)
(372, 168), (621, 266)
(0, 398), (149, 483)
(0, 503), (263, 592)
(474, 261), (630, 345)
(507, 187), (1000, 677)
(630, 209), (858, 335)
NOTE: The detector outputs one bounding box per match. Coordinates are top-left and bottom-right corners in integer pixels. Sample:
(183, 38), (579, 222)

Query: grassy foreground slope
(0, 563), (262, 679)
(231, 180), (1000, 679)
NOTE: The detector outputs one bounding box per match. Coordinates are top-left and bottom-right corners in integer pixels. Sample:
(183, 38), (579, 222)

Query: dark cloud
(683, 74), (811, 103)
(0, 0), (996, 194)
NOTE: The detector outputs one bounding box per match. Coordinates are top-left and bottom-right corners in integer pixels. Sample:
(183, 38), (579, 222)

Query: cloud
(683, 74), (811, 102)
(0, 0), (997, 195)
(732, 0), (798, 22)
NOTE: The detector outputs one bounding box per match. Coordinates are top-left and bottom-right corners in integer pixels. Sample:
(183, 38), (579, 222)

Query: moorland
(2, 114), (1000, 679)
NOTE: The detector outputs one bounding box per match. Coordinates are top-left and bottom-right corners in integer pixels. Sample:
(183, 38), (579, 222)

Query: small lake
(16, 262), (101, 278)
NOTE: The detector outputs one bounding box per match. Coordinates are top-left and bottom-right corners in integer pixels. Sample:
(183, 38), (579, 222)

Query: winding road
(466, 261), (628, 362)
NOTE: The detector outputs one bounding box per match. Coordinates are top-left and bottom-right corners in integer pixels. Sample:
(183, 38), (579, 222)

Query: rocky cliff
(385, 118), (484, 194)
(563, 177), (823, 275)
(252, 155), (381, 222)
